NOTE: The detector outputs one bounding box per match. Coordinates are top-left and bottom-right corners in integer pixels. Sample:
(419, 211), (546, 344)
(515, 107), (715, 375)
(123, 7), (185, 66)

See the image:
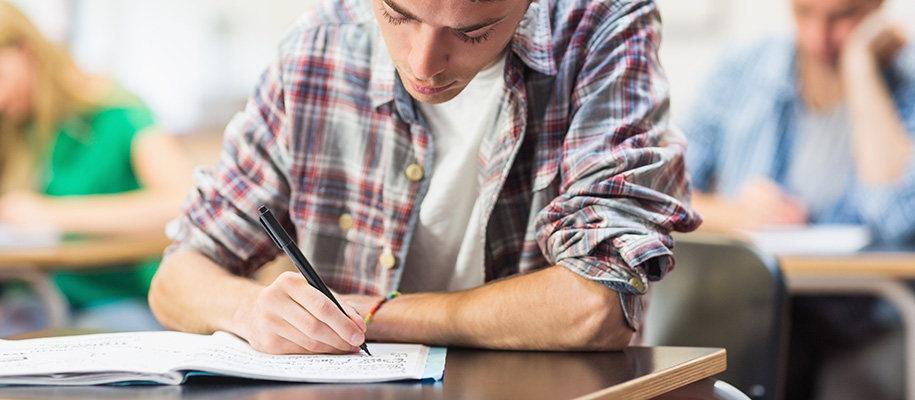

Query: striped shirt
(166, 0), (701, 330)
(683, 38), (915, 243)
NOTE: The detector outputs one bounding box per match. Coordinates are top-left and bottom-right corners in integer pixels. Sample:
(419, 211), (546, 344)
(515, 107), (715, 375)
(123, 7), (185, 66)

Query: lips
(407, 78), (455, 96)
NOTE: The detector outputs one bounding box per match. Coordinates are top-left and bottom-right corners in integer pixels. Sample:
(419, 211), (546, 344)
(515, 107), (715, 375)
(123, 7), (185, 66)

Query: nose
(408, 26), (448, 81)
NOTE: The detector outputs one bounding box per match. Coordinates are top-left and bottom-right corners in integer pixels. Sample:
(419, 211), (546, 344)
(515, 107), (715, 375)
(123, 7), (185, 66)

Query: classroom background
(15, 0), (914, 146)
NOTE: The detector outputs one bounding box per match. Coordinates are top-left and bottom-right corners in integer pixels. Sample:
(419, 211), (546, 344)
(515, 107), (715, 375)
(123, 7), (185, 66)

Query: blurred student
(0, 1), (191, 333)
(683, 0), (913, 398)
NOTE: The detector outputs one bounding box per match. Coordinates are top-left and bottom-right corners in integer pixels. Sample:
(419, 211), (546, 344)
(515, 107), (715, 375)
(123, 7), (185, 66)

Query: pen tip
(361, 343), (372, 356)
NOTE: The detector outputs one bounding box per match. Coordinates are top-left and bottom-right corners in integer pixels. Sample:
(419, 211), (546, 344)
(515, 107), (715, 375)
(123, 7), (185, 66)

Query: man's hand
(234, 271), (368, 355)
(732, 177), (808, 230)
(842, 11), (907, 70)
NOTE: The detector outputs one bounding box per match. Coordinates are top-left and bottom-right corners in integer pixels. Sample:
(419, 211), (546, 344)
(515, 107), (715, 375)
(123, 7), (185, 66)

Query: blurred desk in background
(0, 234), (172, 329)
(780, 248), (915, 400)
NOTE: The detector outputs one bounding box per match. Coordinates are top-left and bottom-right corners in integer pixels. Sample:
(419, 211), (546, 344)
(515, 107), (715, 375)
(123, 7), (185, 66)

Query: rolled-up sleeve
(165, 56), (294, 277)
(535, 1), (702, 330)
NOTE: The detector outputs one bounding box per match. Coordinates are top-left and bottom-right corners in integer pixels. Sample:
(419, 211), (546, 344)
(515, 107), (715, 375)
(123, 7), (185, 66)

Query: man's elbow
(147, 269), (170, 329)
(567, 288), (634, 351)
(147, 258), (181, 331)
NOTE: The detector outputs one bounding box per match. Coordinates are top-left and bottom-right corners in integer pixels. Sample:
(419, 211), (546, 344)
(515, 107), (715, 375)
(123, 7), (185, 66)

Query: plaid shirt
(684, 38), (915, 243)
(167, 0), (701, 330)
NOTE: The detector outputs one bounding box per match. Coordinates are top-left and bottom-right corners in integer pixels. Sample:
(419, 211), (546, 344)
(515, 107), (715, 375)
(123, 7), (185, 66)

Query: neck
(799, 53), (844, 111)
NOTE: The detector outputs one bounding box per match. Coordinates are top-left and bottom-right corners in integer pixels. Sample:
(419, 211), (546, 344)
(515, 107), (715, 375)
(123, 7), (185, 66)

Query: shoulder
(276, 0), (376, 70)
(549, 0), (660, 39)
(545, 0), (663, 78)
(892, 45), (915, 74)
(690, 36), (797, 114)
(888, 45), (915, 125)
(73, 86), (156, 144)
(889, 45), (915, 91)
(550, 0), (658, 21)
(713, 37), (796, 85)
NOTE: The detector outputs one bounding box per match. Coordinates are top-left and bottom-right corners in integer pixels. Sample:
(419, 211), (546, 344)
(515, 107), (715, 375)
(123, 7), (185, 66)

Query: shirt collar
(369, 26), (398, 109)
(510, 0), (557, 76)
(766, 37), (801, 103)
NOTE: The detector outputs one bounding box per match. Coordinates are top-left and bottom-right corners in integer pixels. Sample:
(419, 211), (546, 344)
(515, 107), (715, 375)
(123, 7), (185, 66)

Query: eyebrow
(382, 0), (509, 33)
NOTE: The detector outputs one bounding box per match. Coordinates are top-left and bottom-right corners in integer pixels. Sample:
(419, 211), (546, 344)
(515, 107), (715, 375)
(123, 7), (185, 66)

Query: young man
(150, 0), (700, 355)
(686, 0), (914, 238)
(683, 0), (913, 398)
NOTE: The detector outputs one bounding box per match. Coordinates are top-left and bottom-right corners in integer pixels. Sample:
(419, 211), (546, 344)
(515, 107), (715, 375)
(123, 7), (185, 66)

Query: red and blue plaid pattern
(167, 0), (702, 330)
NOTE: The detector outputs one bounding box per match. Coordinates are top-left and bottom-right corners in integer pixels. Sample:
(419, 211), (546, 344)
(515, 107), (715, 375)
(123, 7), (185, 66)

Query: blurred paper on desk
(0, 223), (61, 249)
(741, 224), (872, 256)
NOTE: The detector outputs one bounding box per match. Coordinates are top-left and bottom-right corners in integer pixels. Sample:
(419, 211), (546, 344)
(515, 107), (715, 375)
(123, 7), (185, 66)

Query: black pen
(258, 205), (372, 356)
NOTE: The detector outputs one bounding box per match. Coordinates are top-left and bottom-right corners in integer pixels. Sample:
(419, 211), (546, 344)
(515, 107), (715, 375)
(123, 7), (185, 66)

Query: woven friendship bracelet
(364, 291), (401, 325)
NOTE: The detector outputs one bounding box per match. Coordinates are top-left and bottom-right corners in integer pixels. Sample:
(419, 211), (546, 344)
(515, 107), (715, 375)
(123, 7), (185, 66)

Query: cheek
(831, 20), (859, 47)
(381, 29), (410, 62)
(0, 57), (32, 101)
(0, 65), (16, 102)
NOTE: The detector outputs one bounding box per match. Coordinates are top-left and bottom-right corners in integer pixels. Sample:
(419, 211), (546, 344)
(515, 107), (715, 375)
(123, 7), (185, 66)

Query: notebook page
(0, 331), (209, 384)
(0, 331), (435, 385)
(742, 224), (872, 255)
(181, 331), (429, 383)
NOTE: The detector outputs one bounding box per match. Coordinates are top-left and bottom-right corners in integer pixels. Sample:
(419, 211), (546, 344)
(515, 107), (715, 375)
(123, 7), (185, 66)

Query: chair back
(644, 232), (788, 400)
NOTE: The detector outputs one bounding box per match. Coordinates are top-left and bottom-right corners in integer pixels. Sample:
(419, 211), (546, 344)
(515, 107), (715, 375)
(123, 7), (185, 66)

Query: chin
(407, 88), (460, 105)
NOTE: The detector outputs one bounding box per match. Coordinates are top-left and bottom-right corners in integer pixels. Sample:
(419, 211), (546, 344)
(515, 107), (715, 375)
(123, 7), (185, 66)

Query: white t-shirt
(787, 103), (852, 218)
(399, 56), (507, 293)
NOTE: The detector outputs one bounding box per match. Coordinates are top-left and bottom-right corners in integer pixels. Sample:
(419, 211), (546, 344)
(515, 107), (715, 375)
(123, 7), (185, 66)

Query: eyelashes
(380, 7), (407, 26)
(458, 28), (493, 44)
(379, 6), (494, 45)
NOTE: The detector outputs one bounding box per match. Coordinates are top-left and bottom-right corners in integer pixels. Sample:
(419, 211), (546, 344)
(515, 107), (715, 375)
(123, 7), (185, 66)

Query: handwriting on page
(0, 332), (430, 384)
(187, 346), (411, 378)
(0, 333), (196, 375)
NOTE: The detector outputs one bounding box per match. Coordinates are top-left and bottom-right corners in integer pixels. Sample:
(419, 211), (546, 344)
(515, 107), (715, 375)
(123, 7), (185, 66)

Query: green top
(40, 99), (160, 310)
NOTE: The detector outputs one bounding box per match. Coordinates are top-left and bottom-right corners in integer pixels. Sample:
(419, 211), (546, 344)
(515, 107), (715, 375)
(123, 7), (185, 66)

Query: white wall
(658, 0), (915, 121)
(69, 0), (313, 133)
(13, 0), (312, 133)
(12, 0), (915, 134)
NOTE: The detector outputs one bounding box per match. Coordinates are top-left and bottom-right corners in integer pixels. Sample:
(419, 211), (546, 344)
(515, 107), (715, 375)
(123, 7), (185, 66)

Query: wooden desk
(781, 251), (915, 400)
(0, 330), (726, 400)
(0, 235), (171, 328)
(0, 234), (171, 270)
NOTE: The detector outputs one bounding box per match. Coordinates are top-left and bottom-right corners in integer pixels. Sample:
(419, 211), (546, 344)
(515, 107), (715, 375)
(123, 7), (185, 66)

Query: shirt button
(628, 277), (645, 292)
(380, 249), (397, 269)
(337, 213), (354, 231)
(405, 163), (424, 182)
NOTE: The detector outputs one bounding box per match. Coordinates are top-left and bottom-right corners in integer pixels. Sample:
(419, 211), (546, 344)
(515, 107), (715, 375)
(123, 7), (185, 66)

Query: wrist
(840, 46), (879, 79)
(226, 283), (263, 338)
(341, 294), (385, 318)
(364, 291), (401, 325)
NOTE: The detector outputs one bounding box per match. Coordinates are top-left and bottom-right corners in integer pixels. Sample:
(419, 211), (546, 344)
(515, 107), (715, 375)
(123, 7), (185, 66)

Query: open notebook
(741, 224), (872, 255)
(0, 331), (446, 385)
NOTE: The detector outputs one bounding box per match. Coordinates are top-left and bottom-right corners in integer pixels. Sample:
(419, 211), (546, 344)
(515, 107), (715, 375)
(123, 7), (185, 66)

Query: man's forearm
(843, 53), (913, 185)
(149, 251), (263, 335)
(361, 266), (633, 351)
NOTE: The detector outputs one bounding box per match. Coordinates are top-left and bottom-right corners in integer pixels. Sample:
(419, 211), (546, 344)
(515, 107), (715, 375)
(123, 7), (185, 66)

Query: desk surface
(780, 251), (915, 278)
(0, 234), (171, 270)
(0, 331), (726, 400)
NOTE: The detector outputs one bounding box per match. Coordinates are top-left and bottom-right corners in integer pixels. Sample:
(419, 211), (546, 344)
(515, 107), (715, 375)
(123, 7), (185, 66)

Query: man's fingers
(254, 317), (353, 355)
(289, 286), (366, 348)
(343, 303), (368, 332)
(274, 318), (354, 354)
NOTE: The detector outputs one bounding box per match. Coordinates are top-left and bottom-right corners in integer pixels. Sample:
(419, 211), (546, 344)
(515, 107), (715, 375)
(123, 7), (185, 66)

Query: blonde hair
(0, 1), (102, 192)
